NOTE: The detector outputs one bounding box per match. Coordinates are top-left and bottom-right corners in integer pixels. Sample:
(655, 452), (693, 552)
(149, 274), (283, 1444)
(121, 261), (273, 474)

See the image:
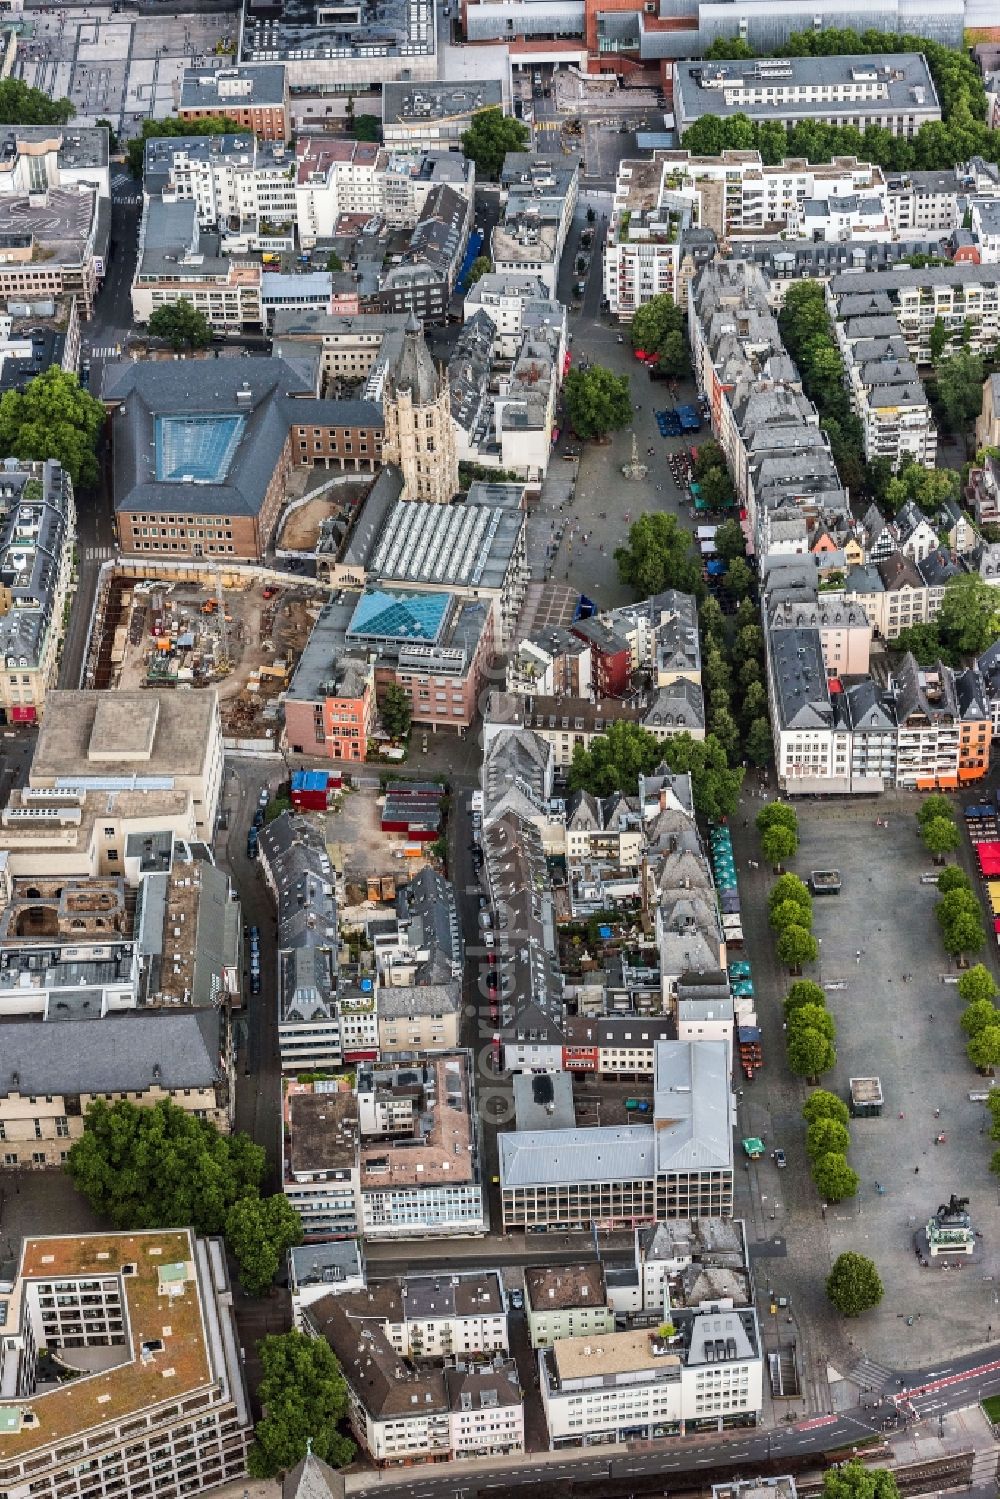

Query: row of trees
(700, 592), (773, 768)
(918, 793), (961, 865)
(777, 281), (866, 497)
(957, 963), (1000, 1074)
(767, 863), (820, 977)
(931, 859), (987, 965)
(689, 29), (996, 175)
(66, 1098), (303, 1298)
(801, 1087), (857, 1203)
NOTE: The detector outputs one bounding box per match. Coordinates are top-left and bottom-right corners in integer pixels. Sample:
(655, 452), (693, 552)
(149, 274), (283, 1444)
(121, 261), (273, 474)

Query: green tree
(326, 250), (344, 272)
(655, 733), (745, 819)
(935, 350), (986, 435)
(127, 113), (240, 176)
(937, 889), (986, 961)
(892, 622), (946, 666)
(0, 78), (74, 126)
(466, 254), (492, 286)
(615, 512), (701, 597)
(822, 1463), (898, 1499)
(802, 1088), (850, 1127)
(768, 873), (811, 921)
(148, 299), (212, 352)
(825, 1256), (885, 1319)
(917, 794), (956, 830)
(745, 717), (773, 768)
(740, 681), (768, 725)
(785, 980), (827, 1016)
(789, 1002), (835, 1043)
(66, 1098), (265, 1233)
(760, 822), (798, 871)
(709, 705), (741, 762)
(806, 1116), (850, 1160)
(921, 815), (960, 864)
(929, 316), (949, 363)
(938, 573), (1000, 656)
(564, 365), (633, 442)
(654, 329), (691, 380)
(225, 1194), (303, 1298)
(380, 682), (412, 740)
(248, 1330), (355, 1478)
(713, 518), (746, 563)
(567, 721), (662, 797)
(722, 560), (755, 599)
(460, 107), (529, 179)
(0, 366), (105, 488)
(701, 466), (736, 512)
(937, 865), (971, 896)
(699, 594), (726, 643)
(968, 1026), (1000, 1071)
(958, 964), (999, 1005)
(786, 1022), (834, 1077)
(630, 293), (685, 359)
(739, 657), (763, 691)
(758, 800), (798, 838)
(777, 924), (819, 974)
(960, 999), (999, 1037)
(811, 1151), (859, 1202)
(734, 624), (765, 664)
(771, 897), (813, 934)
(351, 114), (380, 142)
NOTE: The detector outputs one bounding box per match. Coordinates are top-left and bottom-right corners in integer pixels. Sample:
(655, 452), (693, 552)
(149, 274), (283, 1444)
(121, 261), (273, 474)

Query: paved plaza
(14, 8), (236, 136)
(733, 796), (1000, 1391)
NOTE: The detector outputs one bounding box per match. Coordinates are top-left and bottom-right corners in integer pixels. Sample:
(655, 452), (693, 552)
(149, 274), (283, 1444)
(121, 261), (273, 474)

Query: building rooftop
(32, 690), (217, 782)
(512, 1070), (576, 1131)
(524, 1261), (606, 1313)
(240, 0), (434, 68)
(0, 124), (109, 174)
(676, 53), (939, 124)
(0, 1230), (215, 1459)
(357, 1053), (477, 1191)
(0, 1009), (222, 1097)
(179, 63), (287, 111)
(354, 492), (524, 592)
(382, 80), (503, 126)
(287, 1088), (359, 1175)
(0, 186), (100, 267)
(553, 1328), (679, 1381)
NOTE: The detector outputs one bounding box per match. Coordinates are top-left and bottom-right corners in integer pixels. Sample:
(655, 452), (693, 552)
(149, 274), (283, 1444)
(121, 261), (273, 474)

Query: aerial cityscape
(7, 2), (1000, 1499)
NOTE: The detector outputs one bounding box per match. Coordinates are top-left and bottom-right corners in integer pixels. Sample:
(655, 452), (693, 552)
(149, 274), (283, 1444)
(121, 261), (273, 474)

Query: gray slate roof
(0, 1010), (222, 1095)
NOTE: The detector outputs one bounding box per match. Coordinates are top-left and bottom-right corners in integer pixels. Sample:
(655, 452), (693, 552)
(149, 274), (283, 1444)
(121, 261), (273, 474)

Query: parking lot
(740, 798), (1000, 1374)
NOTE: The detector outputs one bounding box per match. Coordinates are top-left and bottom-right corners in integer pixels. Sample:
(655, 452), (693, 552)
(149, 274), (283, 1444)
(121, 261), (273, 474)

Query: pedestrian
(915, 1166), (919, 1174)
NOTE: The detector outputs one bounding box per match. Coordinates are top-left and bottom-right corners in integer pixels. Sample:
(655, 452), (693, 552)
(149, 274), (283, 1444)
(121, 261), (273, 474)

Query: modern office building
(30, 689), (223, 841)
(673, 55), (940, 140)
(499, 1040), (733, 1231)
(0, 1229), (252, 1499)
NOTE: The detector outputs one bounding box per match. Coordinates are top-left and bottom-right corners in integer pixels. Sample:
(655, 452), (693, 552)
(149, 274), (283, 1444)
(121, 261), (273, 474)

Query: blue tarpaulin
(455, 230), (484, 294)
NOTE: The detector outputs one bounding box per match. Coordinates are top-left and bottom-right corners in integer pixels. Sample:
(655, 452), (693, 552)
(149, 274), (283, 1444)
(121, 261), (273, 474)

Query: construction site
(89, 570), (323, 742)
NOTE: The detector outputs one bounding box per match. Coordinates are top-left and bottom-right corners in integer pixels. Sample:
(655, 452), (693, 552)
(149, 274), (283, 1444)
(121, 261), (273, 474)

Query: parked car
(510, 1289), (524, 1311)
(253, 808), (265, 830)
(258, 788), (269, 808)
(250, 971), (261, 996)
(246, 831), (259, 859)
(773, 1148), (787, 1168)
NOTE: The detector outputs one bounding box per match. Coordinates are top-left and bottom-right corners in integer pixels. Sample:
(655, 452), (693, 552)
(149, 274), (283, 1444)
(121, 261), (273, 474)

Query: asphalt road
(347, 1344), (1000, 1498)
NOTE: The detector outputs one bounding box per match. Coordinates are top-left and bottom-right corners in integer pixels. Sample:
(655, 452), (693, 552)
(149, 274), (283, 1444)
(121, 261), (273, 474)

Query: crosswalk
(86, 345), (122, 360)
(82, 546), (117, 563)
(847, 1355), (895, 1392)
